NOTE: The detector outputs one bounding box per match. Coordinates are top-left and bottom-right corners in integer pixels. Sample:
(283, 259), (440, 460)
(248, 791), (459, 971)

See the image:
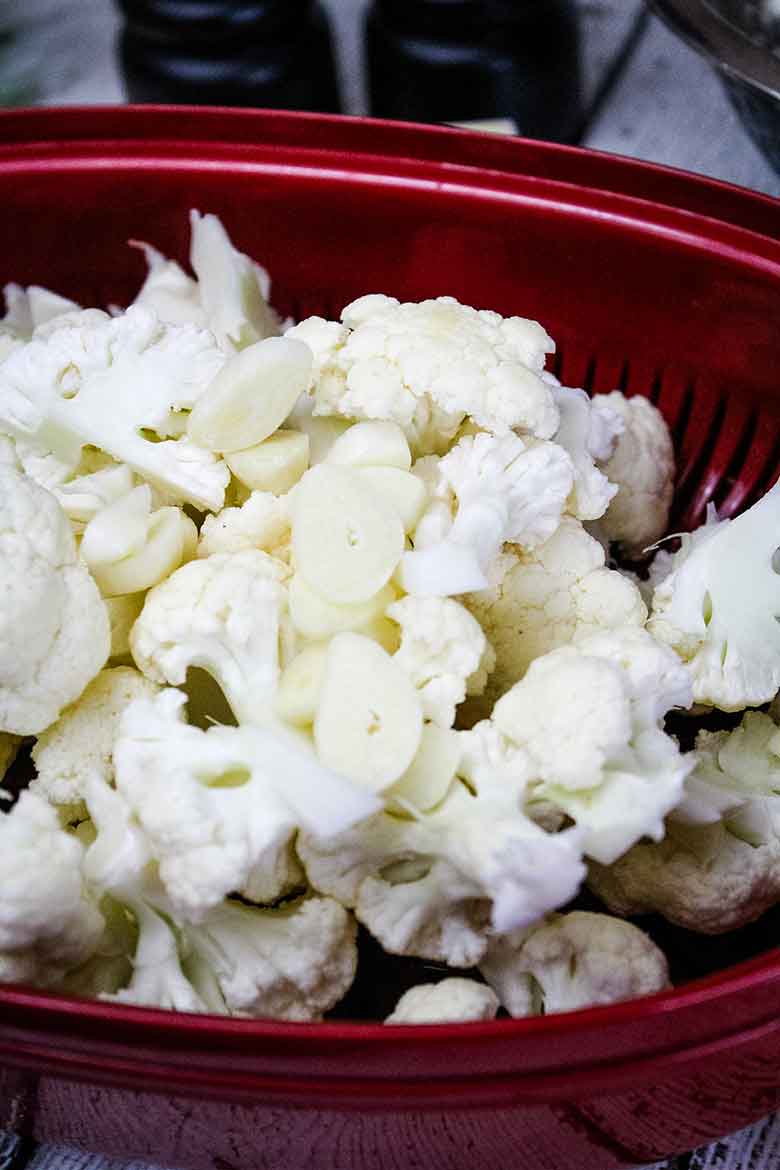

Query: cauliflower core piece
(0, 465), (109, 735)
(385, 978), (499, 1024)
(288, 295), (559, 455)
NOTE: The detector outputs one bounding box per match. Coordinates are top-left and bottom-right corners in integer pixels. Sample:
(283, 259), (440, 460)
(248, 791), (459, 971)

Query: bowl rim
(0, 104), (779, 1080)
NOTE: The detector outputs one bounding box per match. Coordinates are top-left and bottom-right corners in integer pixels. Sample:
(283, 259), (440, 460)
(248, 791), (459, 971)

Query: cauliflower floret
(31, 668), (160, 807)
(197, 491), (290, 562)
(464, 518), (647, 705)
(80, 774), (359, 1017)
(385, 978), (499, 1024)
(649, 480), (780, 710)
(300, 726), (585, 967)
(0, 466), (109, 735)
(401, 432), (574, 597)
(0, 305), (230, 511)
(479, 912), (669, 1017)
(493, 627), (694, 865)
(388, 595), (495, 727)
(0, 791), (103, 986)
(113, 688), (379, 920)
(180, 895), (357, 1020)
(288, 295), (558, 454)
(130, 549), (293, 726)
(596, 391), (674, 557)
(590, 707), (780, 933)
(550, 383), (622, 521)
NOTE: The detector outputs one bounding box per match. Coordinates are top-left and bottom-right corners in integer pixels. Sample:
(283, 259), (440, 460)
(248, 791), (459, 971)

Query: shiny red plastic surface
(1, 106), (780, 1170)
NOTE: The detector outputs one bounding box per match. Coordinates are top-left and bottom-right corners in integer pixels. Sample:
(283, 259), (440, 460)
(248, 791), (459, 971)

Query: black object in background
(366, 0), (583, 143)
(116, 0), (342, 112)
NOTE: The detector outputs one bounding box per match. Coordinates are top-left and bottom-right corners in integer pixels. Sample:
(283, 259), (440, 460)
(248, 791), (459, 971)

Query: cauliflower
(464, 518), (647, 705)
(31, 668), (160, 807)
(131, 211), (279, 350)
(595, 391), (674, 556)
(197, 491), (290, 562)
(479, 912), (669, 1017)
(130, 240), (205, 328)
(385, 978), (499, 1024)
(0, 465), (109, 735)
(80, 780), (357, 1019)
(493, 627), (694, 864)
(114, 688), (380, 920)
(388, 595), (495, 727)
(0, 305), (230, 511)
(0, 281), (79, 341)
(400, 432), (574, 596)
(104, 888), (357, 1021)
(549, 382), (622, 521)
(590, 708), (780, 933)
(0, 791), (103, 986)
(287, 295), (558, 454)
(649, 480), (780, 710)
(189, 210), (280, 350)
(300, 726), (585, 968)
(130, 549), (293, 726)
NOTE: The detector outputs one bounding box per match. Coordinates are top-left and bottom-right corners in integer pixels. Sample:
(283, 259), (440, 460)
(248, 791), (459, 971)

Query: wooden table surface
(1, 3), (779, 1169)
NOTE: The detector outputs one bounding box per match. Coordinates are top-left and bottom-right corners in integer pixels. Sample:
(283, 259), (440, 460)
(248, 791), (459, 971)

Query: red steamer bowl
(1, 107), (780, 1170)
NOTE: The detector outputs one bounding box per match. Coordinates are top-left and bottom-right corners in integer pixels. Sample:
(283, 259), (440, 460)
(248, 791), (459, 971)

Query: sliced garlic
(358, 467), (427, 533)
(387, 724), (462, 812)
(226, 429), (310, 493)
(275, 644), (329, 726)
(89, 507), (196, 597)
(105, 593), (145, 660)
(80, 485), (151, 567)
(314, 633), (423, 792)
(325, 420), (411, 470)
(188, 336), (312, 453)
(292, 464), (404, 604)
(289, 572), (394, 640)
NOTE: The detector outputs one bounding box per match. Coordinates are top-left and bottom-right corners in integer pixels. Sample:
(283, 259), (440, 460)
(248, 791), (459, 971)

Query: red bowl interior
(1, 107), (780, 1166)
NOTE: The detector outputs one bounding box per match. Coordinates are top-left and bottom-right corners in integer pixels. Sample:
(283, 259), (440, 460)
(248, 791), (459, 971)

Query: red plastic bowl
(1, 107), (780, 1170)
